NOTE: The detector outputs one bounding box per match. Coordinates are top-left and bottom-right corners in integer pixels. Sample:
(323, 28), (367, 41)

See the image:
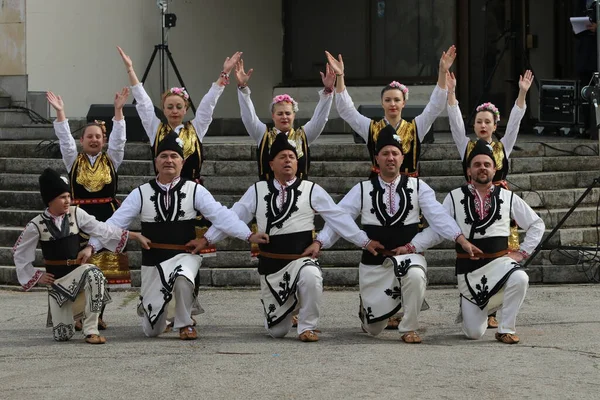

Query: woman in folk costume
(233, 57), (335, 180)
(47, 88), (130, 330)
(445, 69), (534, 328)
(117, 46), (241, 181)
(325, 45), (456, 177)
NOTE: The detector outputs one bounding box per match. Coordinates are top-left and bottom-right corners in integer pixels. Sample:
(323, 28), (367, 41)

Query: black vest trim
(264, 179), (303, 233)
(148, 179), (188, 222)
(41, 234), (82, 279)
(460, 186), (504, 238)
(368, 176), (414, 227)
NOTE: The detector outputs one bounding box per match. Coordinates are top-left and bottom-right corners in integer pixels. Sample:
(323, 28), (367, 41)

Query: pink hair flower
(270, 93), (299, 113)
(389, 81), (409, 100)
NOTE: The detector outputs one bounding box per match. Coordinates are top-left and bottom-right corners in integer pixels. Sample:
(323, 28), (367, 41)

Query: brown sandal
(179, 326), (197, 340)
(85, 334), (106, 344)
(401, 331), (422, 344)
(386, 316), (402, 330)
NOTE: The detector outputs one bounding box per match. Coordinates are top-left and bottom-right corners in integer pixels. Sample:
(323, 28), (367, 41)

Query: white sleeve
(237, 87), (267, 145)
(12, 222), (44, 291)
(447, 102), (470, 160)
(190, 83), (225, 142)
(311, 183), (369, 248)
(500, 102), (527, 157)
(204, 185), (257, 244)
(107, 118), (126, 171)
(303, 89), (333, 144)
(316, 183), (362, 249)
(418, 181), (463, 241)
(409, 193), (452, 252)
(53, 119), (78, 171)
(510, 192), (545, 255)
(87, 188), (142, 251)
(194, 184), (252, 241)
(131, 83), (161, 144)
(76, 208), (129, 253)
(414, 84), (448, 142)
(334, 89), (372, 141)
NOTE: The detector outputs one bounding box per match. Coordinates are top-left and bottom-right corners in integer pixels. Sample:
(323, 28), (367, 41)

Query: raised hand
(117, 46), (133, 70)
(518, 70), (534, 93)
(223, 51), (243, 74)
(46, 91), (64, 112)
(249, 232), (269, 244)
(325, 51), (344, 75)
(446, 71), (457, 93)
(114, 87), (130, 109)
(301, 241), (322, 258)
(235, 59), (254, 86)
(439, 45), (457, 73)
(320, 63), (336, 90)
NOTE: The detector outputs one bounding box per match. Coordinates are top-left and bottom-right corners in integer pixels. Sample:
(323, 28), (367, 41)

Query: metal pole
(159, 8), (166, 95)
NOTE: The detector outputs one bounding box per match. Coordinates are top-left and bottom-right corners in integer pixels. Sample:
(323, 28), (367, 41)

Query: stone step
(0, 126), (56, 140)
(0, 139), (597, 161)
(517, 187), (600, 208)
(2, 155), (598, 178)
(0, 109), (37, 126)
(0, 96), (11, 108)
(2, 170), (598, 195)
(0, 253), (594, 286)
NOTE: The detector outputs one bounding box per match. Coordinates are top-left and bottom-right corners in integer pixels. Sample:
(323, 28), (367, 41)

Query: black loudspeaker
(538, 80), (577, 125)
(354, 104), (429, 144)
(86, 104), (164, 142)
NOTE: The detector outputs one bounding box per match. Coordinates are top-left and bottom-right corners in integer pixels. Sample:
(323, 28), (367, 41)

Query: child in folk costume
(12, 169), (147, 344)
(445, 69), (534, 328)
(234, 57), (335, 180)
(47, 88), (131, 331)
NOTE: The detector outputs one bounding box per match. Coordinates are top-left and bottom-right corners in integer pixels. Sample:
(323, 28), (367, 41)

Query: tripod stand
(522, 176), (600, 268)
(139, 1), (196, 113)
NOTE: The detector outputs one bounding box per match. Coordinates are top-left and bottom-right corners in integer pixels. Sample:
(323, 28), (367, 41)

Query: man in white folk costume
(403, 139), (544, 344)
(12, 168), (148, 344)
(203, 133), (383, 342)
(315, 125), (478, 343)
(89, 133), (268, 340)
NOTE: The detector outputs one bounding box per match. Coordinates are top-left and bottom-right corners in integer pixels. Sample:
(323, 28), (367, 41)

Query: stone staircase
(1, 115), (600, 286)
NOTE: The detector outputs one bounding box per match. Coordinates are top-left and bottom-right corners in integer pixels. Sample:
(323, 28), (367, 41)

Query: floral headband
(167, 87), (190, 100)
(93, 120), (107, 134)
(270, 94), (299, 113)
(389, 81), (409, 100)
(476, 102), (500, 123)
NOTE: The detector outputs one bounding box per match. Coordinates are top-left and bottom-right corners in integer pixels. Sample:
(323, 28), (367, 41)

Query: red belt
(72, 197), (114, 205)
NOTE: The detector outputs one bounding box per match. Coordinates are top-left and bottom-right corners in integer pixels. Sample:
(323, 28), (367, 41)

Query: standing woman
(117, 46), (241, 181)
(446, 69), (534, 328)
(47, 87), (131, 328)
(234, 58), (335, 180)
(326, 46), (456, 177)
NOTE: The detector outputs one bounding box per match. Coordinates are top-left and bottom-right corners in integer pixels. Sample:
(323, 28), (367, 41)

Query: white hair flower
(393, 134), (402, 143)
(287, 139), (297, 148)
(175, 137), (184, 148)
(60, 176), (69, 185)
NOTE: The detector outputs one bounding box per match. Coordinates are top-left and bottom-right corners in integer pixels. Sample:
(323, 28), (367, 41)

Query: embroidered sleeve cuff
(22, 269), (43, 292)
(361, 239), (371, 249)
(245, 232), (253, 242)
(115, 230), (128, 253)
(518, 249), (530, 259)
(405, 243), (417, 254)
(453, 232), (464, 241)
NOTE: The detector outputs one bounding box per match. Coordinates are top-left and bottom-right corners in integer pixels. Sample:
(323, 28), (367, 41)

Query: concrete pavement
(0, 284), (599, 399)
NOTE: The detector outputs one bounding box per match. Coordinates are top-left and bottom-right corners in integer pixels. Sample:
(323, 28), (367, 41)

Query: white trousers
(49, 267), (106, 341)
(265, 265), (323, 338)
(141, 276), (195, 337)
(461, 270), (529, 339)
(362, 267), (427, 336)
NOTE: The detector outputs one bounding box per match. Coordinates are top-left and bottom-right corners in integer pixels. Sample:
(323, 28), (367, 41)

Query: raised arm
(117, 46), (160, 143)
(235, 59), (267, 144)
(303, 64), (335, 144)
(325, 51), (371, 140)
(501, 70), (533, 157)
(107, 87), (129, 171)
(446, 71), (469, 159)
(191, 51), (242, 142)
(47, 91), (77, 171)
(413, 46), (455, 142)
